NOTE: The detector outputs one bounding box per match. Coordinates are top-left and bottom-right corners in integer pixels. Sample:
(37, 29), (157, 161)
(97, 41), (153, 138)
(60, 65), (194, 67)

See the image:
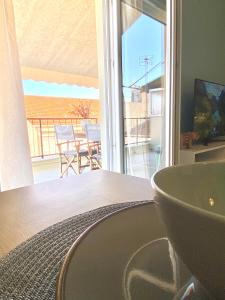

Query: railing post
(39, 119), (44, 159)
(136, 118), (138, 144)
(27, 117), (101, 159)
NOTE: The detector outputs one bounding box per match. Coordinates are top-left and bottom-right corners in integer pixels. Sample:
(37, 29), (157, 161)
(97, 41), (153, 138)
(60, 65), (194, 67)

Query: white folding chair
(85, 124), (101, 170)
(54, 125), (89, 177)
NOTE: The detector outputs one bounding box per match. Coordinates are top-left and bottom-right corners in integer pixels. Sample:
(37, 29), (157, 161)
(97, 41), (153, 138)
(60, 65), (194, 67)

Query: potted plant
(194, 95), (215, 145)
(194, 112), (214, 145)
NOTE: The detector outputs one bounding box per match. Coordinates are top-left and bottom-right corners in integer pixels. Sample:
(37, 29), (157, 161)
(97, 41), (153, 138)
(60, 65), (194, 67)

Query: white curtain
(0, 0), (33, 191)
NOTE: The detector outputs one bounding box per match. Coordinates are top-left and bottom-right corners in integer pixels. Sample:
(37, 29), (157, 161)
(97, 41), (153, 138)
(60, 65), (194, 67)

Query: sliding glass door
(121, 0), (166, 179)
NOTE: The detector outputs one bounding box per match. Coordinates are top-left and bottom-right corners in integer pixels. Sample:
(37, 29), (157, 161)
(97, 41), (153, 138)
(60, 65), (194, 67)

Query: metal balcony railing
(27, 117), (151, 159)
(27, 117), (97, 158)
(124, 117), (151, 145)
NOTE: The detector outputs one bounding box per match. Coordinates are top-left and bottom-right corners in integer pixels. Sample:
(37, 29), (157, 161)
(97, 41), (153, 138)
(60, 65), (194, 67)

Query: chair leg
(77, 154), (81, 174)
(69, 163), (78, 175)
(79, 156), (83, 173)
(60, 164), (70, 178)
(92, 158), (101, 169)
(60, 156), (77, 178)
(59, 156), (63, 177)
(96, 159), (101, 168)
(90, 157), (93, 170)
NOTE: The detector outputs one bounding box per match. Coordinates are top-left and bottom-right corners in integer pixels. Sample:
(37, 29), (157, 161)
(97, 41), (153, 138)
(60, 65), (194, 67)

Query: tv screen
(193, 79), (225, 140)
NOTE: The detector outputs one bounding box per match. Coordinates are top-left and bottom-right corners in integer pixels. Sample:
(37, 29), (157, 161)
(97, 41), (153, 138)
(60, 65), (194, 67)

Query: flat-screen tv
(193, 78), (225, 141)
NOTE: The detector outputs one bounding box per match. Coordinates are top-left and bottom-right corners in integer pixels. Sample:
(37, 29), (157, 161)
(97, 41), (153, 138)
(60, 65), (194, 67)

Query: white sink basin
(152, 162), (225, 299)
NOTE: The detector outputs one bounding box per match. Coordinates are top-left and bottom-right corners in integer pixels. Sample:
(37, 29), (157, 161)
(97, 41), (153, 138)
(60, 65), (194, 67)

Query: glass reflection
(121, 0), (166, 179)
(123, 238), (210, 299)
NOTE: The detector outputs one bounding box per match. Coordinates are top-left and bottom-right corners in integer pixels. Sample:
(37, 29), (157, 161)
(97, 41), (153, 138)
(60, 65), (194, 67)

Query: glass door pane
(121, 0), (166, 179)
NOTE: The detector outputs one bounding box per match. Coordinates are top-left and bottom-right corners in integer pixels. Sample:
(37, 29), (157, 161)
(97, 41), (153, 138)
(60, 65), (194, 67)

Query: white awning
(12, 0), (142, 88)
(13, 0), (98, 87)
(123, 0), (166, 24)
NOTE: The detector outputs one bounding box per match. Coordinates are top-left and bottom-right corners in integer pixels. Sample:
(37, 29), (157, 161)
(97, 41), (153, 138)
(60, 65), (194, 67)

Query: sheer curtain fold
(0, 0), (33, 191)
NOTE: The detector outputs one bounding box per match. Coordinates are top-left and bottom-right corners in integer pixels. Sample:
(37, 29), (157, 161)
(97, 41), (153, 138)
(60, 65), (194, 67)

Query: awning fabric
(13, 0), (98, 87)
(122, 0), (166, 24)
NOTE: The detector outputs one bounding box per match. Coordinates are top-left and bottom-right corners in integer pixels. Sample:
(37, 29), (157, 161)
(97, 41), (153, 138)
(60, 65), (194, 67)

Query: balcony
(27, 117), (97, 183)
(29, 116), (160, 183)
(27, 117), (98, 158)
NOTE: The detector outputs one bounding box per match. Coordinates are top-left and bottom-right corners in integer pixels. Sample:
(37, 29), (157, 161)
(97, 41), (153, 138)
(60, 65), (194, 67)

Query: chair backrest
(54, 125), (75, 143)
(80, 119), (91, 130)
(85, 124), (101, 142)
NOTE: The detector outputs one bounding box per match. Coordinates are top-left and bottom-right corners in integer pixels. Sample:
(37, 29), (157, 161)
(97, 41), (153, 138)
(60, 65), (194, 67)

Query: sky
(23, 80), (99, 99)
(23, 13), (164, 100)
(122, 14), (164, 88)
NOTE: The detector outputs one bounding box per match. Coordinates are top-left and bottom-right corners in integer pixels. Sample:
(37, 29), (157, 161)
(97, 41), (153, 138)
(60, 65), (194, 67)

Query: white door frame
(95, 0), (178, 172)
(95, 0), (124, 172)
(165, 0), (178, 166)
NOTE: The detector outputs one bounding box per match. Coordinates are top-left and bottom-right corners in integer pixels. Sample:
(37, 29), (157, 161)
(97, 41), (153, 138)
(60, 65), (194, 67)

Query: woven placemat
(0, 201), (147, 300)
